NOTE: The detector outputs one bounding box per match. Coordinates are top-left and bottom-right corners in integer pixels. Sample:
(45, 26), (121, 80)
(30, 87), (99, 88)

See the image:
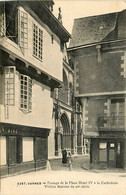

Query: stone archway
(60, 113), (71, 149)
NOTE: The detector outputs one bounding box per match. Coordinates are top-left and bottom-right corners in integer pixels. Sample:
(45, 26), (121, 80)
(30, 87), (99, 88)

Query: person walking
(67, 152), (72, 171)
(62, 149), (67, 164)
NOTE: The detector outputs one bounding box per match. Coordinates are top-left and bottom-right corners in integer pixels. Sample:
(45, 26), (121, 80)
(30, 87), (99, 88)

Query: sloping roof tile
(69, 12), (118, 48)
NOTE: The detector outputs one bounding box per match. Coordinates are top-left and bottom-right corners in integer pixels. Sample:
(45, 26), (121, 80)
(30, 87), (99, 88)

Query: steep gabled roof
(69, 11), (119, 48)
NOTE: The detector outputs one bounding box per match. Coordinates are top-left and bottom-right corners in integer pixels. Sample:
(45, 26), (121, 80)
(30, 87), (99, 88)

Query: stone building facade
(68, 10), (126, 169)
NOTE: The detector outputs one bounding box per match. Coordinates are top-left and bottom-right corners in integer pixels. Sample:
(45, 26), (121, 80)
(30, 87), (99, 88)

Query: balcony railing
(53, 88), (73, 106)
(98, 116), (126, 130)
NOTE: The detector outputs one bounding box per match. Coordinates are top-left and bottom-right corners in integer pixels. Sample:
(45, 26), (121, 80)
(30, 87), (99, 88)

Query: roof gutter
(40, 2), (71, 38)
(68, 38), (126, 52)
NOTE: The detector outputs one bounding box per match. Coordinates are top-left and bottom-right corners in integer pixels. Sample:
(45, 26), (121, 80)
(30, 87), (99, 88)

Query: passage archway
(60, 113), (71, 149)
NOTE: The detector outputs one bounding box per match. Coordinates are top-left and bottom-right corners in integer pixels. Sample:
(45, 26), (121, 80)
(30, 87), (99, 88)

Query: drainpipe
(80, 97), (88, 154)
(96, 45), (102, 63)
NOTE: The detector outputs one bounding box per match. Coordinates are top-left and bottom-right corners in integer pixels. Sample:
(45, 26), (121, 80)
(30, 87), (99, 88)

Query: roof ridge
(74, 9), (126, 21)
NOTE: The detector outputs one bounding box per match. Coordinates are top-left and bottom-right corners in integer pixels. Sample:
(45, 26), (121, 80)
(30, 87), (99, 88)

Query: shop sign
(0, 127), (18, 134)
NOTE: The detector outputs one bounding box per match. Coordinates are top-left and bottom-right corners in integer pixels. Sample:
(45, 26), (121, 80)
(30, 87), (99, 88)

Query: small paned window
(4, 67), (15, 105)
(99, 143), (107, 149)
(0, 3), (5, 36)
(20, 74), (32, 112)
(111, 98), (125, 127)
(33, 23), (43, 61)
(110, 143), (115, 148)
(18, 10), (28, 48)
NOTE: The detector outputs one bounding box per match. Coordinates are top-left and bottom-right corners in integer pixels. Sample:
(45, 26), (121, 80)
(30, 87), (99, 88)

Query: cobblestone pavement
(49, 155), (126, 176)
(49, 155), (90, 172)
(1, 155), (126, 195)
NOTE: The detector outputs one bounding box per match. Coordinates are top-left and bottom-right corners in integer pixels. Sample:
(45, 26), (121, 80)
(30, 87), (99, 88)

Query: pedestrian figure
(67, 152), (72, 171)
(62, 149), (67, 164)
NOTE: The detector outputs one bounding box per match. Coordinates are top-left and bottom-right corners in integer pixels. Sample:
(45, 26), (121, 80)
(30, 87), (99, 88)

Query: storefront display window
(0, 136), (6, 165)
(23, 137), (33, 162)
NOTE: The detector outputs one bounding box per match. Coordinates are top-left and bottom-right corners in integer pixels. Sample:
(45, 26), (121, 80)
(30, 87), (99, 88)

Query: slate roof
(69, 11), (119, 48)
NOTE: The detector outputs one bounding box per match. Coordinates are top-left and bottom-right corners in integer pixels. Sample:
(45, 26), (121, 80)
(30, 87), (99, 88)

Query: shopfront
(0, 123), (49, 177)
(90, 136), (126, 169)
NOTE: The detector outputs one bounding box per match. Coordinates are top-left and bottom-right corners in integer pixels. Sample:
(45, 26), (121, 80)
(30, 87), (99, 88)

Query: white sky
(53, 0), (126, 34)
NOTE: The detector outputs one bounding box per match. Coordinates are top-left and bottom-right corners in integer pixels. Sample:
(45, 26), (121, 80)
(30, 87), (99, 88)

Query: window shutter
(4, 66), (15, 106)
(8, 136), (17, 165)
(0, 2), (5, 36)
(18, 9), (28, 48)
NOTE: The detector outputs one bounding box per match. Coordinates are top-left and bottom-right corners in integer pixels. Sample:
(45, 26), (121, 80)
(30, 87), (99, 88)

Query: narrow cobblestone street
(1, 155), (126, 195)
(49, 155), (90, 172)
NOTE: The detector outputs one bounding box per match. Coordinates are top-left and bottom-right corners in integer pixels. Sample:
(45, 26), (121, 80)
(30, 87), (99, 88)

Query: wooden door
(8, 136), (17, 165)
(108, 143), (116, 168)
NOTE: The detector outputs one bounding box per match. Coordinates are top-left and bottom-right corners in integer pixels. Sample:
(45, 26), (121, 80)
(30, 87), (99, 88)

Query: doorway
(108, 142), (116, 168)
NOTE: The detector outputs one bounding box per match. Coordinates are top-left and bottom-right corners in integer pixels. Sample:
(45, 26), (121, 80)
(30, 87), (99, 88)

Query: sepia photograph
(0, 0), (126, 194)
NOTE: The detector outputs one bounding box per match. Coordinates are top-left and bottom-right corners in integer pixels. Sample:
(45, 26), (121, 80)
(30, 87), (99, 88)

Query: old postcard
(0, 0), (126, 195)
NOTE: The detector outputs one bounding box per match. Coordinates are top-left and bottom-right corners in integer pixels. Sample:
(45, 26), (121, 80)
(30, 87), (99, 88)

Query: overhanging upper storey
(0, 1), (71, 85)
(19, 1), (71, 43)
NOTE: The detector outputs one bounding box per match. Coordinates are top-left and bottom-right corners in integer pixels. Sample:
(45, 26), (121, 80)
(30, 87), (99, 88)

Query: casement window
(111, 99), (125, 126)
(4, 67), (15, 106)
(18, 10), (28, 48)
(20, 74), (32, 112)
(33, 23), (43, 61)
(0, 2), (5, 36)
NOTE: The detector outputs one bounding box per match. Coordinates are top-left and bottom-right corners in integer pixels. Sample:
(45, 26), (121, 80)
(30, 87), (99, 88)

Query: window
(23, 137), (33, 162)
(20, 74), (32, 112)
(4, 67), (15, 105)
(0, 136), (6, 165)
(0, 3), (5, 36)
(110, 143), (115, 148)
(18, 10), (28, 48)
(111, 99), (125, 126)
(33, 23), (43, 61)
